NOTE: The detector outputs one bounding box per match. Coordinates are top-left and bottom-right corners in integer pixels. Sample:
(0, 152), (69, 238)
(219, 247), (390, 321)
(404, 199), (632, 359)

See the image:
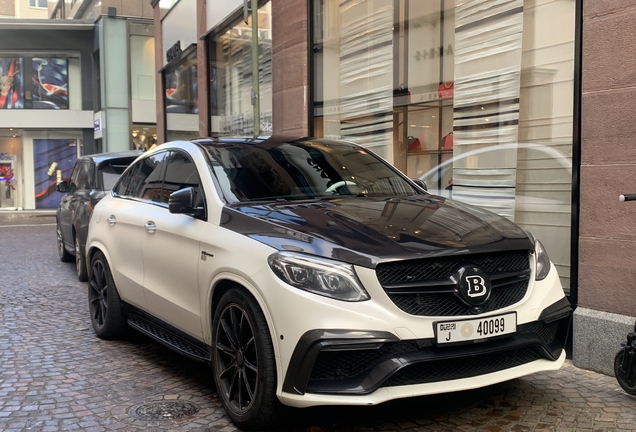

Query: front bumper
(282, 297), (571, 400)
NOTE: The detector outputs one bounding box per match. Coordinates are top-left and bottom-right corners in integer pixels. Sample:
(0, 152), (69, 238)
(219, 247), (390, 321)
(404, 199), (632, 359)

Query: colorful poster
(0, 58), (24, 109)
(33, 139), (77, 209)
(31, 58), (69, 109)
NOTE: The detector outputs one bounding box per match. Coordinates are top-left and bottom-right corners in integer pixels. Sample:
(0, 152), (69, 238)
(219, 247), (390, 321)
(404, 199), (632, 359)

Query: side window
(113, 166), (135, 196)
(86, 162), (96, 190)
(129, 151), (169, 201)
(162, 151), (202, 205)
(71, 161), (89, 191)
(69, 163), (82, 192)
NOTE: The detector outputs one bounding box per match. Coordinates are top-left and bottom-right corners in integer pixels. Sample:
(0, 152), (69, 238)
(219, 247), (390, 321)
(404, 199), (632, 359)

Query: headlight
(534, 239), (551, 281)
(268, 252), (370, 302)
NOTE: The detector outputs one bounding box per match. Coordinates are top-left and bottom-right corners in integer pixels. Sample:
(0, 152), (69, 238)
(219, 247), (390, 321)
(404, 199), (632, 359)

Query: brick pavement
(0, 223), (635, 431)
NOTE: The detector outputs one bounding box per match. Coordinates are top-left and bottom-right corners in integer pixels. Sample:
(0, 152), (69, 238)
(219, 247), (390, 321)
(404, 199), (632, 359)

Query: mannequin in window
(407, 136), (421, 153)
(441, 132), (453, 150)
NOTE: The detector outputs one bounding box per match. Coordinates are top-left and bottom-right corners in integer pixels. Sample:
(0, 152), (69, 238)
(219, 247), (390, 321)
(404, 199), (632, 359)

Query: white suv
(86, 138), (572, 430)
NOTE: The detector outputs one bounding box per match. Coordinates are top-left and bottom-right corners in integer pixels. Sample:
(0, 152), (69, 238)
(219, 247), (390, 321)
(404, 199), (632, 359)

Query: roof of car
(79, 150), (143, 165)
(191, 136), (360, 148)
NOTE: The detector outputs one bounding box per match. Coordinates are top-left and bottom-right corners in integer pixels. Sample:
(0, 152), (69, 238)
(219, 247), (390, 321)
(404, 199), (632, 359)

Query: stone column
(574, 1), (636, 375)
(272, 0), (309, 137)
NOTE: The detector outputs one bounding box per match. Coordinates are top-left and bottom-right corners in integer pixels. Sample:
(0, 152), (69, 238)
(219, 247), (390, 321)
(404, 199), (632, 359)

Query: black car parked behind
(56, 151), (141, 281)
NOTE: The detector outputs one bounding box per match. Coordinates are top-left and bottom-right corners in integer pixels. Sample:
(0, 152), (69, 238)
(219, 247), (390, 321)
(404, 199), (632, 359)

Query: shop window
(0, 57), (69, 110)
(312, 0), (576, 292)
(132, 125), (157, 151)
(34, 138), (78, 209)
(164, 48), (199, 142)
(207, 2), (273, 137)
(0, 145), (18, 209)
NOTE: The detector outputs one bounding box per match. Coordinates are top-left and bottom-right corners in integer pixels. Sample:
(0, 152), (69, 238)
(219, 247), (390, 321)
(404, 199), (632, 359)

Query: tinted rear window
(99, 160), (136, 191)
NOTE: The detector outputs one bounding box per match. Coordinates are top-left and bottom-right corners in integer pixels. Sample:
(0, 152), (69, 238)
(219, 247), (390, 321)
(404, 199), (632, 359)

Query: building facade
(0, 0), (158, 210)
(0, 20), (95, 210)
(151, 0), (635, 376)
(50, 0), (158, 155)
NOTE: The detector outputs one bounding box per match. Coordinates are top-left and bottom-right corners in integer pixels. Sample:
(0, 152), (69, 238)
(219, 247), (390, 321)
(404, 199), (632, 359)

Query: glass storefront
(207, 2), (273, 137)
(0, 133), (21, 209)
(164, 48), (199, 142)
(132, 124), (157, 151)
(312, 0), (576, 292)
(0, 129), (83, 210)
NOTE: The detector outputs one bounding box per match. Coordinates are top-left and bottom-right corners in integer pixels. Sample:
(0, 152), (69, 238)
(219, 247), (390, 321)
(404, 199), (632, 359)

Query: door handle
(145, 221), (156, 233)
(107, 215), (116, 226)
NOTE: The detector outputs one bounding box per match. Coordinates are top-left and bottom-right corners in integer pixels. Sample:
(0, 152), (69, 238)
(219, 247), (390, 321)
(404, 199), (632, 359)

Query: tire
(614, 350), (636, 395)
(212, 288), (279, 430)
(88, 251), (127, 340)
(75, 235), (88, 282)
(56, 220), (73, 263)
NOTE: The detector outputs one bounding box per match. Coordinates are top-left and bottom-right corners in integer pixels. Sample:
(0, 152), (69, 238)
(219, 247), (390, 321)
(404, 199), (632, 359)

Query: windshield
(203, 140), (419, 202)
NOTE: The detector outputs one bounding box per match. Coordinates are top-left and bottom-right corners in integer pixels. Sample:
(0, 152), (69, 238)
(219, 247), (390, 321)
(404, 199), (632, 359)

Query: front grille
(376, 250), (529, 286)
(376, 250), (530, 317)
(385, 346), (543, 387)
(389, 280), (528, 316)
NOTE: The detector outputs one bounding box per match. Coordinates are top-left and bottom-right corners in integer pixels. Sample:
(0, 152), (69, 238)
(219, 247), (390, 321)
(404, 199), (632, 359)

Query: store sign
(414, 44), (454, 62)
(94, 118), (101, 132)
(166, 40), (183, 63)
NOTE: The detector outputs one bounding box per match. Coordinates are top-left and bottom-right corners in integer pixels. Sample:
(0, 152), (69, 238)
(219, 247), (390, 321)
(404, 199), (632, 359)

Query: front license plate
(436, 312), (516, 344)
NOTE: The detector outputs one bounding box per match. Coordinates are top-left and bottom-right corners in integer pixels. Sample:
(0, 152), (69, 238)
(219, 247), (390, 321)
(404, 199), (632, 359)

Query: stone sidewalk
(0, 210), (55, 225)
(0, 223), (635, 431)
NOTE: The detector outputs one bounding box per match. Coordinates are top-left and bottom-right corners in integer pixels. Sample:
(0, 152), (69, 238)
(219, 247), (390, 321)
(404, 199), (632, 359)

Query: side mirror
(411, 178), (427, 191)
(168, 187), (205, 218)
(56, 181), (69, 193)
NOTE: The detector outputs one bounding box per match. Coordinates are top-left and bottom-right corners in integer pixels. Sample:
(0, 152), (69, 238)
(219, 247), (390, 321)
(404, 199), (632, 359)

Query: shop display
(33, 139), (77, 209)
(31, 58), (69, 109)
(0, 58), (24, 109)
(0, 57), (69, 109)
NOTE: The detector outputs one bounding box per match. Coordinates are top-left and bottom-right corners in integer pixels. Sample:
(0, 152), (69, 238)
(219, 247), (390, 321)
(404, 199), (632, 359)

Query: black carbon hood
(220, 195), (533, 268)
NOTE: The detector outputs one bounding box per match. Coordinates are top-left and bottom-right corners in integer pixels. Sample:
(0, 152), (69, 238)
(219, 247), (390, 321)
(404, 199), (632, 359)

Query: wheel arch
(206, 274), (282, 383)
(86, 242), (113, 278)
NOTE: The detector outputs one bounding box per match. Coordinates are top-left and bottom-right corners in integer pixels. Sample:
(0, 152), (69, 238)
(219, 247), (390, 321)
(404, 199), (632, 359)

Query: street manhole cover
(128, 401), (200, 420)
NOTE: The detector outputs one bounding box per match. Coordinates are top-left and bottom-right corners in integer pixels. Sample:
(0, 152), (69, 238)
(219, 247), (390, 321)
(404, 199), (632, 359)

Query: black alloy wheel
(615, 350), (636, 395)
(212, 289), (278, 430)
(88, 251), (126, 340)
(75, 236), (88, 282)
(56, 220), (73, 262)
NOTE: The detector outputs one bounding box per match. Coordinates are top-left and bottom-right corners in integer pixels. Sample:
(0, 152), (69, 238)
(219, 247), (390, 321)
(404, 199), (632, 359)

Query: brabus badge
(456, 265), (491, 307)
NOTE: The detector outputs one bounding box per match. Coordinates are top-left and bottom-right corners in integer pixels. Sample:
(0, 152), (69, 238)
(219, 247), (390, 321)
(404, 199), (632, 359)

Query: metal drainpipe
(244, 0), (261, 139)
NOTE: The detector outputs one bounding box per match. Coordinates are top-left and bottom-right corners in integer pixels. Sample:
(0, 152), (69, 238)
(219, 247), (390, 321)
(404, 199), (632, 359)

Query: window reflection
(312, 0), (576, 291)
(208, 2), (273, 137)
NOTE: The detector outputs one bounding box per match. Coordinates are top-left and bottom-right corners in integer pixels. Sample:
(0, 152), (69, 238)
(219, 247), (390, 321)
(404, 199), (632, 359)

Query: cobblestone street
(0, 221), (635, 431)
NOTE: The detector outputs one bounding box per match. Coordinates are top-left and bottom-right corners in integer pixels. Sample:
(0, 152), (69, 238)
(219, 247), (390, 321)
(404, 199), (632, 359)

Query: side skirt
(123, 305), (212, 364)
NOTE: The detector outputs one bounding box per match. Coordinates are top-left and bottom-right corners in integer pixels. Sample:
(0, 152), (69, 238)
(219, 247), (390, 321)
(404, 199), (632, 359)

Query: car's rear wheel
(56, 220), (73, 262)
(75, 235), (88, 282)
(212, 288), (279, 430)
(88, 251), (127, 340)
